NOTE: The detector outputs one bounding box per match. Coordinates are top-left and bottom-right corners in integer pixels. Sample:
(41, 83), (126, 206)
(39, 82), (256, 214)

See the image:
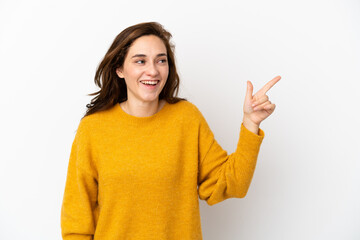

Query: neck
(121, 99), (163, 117)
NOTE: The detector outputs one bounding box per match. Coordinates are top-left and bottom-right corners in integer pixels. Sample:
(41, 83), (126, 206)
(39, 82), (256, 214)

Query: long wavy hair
(82, 22), (187, 119)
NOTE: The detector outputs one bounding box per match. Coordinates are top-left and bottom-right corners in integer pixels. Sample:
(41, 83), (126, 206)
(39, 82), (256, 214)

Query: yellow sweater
(60, 100), (265, 240)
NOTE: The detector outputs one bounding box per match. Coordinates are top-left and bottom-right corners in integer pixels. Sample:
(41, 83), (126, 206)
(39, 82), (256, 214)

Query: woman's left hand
(243, 75), (281, 126)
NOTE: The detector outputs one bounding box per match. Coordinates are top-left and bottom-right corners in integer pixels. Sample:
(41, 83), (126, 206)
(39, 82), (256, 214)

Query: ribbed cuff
(235, 123), (265, 155)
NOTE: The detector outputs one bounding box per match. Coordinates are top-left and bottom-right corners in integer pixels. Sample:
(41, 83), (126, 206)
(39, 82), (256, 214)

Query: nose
(145, 62), (159, 77)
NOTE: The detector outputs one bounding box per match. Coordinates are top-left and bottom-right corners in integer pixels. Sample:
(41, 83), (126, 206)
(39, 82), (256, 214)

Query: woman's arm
(196, 107), (265, 206)
(60, 119), (99, 239)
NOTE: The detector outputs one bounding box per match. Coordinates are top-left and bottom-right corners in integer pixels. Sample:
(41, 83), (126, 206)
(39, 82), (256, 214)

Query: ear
(116, 68), (124, 78)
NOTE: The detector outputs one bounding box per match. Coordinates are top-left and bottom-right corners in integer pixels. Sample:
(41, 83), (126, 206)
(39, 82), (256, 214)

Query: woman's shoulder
(169, 99), (194, 112)
(75, 113), (97, 134)
(169, 99), (205, 121)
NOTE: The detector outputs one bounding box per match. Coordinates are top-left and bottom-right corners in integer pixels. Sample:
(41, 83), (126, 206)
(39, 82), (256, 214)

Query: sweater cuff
(241, 122), (265, 138)
(235, 123), (265, 155)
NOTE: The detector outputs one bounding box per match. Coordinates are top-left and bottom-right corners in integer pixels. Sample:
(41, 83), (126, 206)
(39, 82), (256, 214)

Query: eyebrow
(131, 53), (167, 58)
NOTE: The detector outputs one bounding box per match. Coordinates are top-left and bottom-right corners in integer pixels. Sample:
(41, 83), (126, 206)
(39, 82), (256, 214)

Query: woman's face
(116, 35), (169, 104)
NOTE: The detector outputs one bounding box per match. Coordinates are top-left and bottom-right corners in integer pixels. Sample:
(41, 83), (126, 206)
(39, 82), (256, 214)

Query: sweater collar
(114, 101), (170, 126)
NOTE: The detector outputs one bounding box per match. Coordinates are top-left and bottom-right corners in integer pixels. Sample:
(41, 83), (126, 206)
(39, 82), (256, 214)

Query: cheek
(162, 67), (169, 78)
(125, 68), (143, 81)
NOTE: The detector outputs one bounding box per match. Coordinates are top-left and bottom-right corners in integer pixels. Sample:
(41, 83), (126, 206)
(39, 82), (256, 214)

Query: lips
(140, 79), (159, 82)
(140, 80), (159, 89)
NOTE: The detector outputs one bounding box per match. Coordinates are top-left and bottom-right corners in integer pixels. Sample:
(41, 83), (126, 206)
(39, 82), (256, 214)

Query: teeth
(141, 80), (158, 85)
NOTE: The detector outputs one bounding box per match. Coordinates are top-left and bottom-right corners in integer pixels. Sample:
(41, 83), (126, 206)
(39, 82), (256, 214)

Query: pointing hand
(243, 75), (281, 126)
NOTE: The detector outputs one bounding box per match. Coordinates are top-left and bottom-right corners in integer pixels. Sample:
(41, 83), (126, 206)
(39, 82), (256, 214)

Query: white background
(0, 0), (359, 239)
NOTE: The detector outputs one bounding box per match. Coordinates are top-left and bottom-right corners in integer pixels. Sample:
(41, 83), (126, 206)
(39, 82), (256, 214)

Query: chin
(140, 96), (161, 103)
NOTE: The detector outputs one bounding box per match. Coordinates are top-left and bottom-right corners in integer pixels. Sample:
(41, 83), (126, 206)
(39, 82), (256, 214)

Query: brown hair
(82, 21), (187, 119)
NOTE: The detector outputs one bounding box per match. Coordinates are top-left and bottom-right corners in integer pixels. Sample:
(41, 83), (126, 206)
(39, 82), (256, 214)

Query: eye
(135, 59), (167, 64)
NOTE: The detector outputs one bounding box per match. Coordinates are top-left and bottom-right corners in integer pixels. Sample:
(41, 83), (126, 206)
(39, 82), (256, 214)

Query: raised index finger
(255, 75), (281, 96)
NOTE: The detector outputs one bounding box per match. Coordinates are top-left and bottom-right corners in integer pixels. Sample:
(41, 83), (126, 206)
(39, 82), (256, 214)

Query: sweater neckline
(115, 101), (170, 125)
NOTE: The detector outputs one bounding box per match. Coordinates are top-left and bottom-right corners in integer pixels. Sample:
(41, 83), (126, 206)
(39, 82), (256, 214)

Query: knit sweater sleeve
(196, 108), (265, 206)
(61, 118), (99, 240)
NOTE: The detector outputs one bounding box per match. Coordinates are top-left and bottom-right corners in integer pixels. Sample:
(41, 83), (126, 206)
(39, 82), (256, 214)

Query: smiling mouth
(140, 80), (160, 86)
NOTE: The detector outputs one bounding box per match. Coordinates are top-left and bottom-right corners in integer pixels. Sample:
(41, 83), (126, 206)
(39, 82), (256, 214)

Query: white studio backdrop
(0, 0), (359, 239)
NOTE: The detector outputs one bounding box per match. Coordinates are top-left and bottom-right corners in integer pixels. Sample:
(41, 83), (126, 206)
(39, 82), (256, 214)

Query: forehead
(128, 35), (167, 56)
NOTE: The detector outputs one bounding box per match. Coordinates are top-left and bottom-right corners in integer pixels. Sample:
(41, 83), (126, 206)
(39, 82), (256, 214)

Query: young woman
(60, 21), (280, 240)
